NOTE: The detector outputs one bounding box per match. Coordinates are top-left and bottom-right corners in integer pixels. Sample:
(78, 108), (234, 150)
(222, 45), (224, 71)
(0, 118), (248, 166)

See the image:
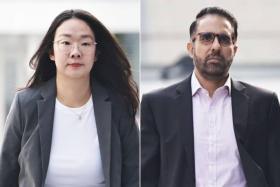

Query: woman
(0, 9), (139, 187)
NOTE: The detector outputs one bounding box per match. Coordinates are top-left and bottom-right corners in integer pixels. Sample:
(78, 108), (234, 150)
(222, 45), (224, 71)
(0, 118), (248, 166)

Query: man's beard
(193, 53), (233, 81)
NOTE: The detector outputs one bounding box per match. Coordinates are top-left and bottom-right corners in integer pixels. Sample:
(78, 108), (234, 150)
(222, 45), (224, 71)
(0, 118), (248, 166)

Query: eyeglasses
(53, 40), (97, 53)
(192, 32), (234, 47)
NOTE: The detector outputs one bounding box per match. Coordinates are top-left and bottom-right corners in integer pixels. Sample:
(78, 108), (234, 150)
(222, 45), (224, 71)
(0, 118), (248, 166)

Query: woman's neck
(56, 75), (91, 107)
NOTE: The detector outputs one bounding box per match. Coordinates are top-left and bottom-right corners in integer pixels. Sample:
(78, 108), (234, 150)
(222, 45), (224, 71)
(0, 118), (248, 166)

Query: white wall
(0, 0), (139, 34)
(141, 0), (280, 65)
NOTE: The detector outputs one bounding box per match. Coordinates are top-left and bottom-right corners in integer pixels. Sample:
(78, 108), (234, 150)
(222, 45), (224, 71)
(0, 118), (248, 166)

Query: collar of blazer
(231, 79), (250, 146)
(175, 73), (250, 146)
(174, 73), (247, 96)
(172, 73), (250, 185)
(36, 77), (112, 187)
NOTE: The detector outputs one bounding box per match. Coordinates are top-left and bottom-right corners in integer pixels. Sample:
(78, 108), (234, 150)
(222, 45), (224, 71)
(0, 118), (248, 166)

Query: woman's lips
(68, 63), (83, 68)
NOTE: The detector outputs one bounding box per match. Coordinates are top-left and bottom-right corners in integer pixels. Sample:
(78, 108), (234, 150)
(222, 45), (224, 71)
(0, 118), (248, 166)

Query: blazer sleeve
(141, 94), (160, 187)
(267, 93), (280, 187)
(119, 106), (139, 187)
(0, 93), (22, 187)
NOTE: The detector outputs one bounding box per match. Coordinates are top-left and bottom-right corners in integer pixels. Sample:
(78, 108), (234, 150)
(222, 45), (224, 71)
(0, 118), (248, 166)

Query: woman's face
(50, 18), (97, 80)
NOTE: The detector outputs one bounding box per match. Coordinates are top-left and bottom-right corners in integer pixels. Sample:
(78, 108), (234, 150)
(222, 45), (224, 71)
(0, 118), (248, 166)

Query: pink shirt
(191, 73), (247, 187)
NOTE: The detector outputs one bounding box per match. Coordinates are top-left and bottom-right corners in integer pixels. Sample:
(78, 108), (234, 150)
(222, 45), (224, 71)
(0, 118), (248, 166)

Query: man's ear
(187, 42), (194, 58)
(233, 44), (238, 56)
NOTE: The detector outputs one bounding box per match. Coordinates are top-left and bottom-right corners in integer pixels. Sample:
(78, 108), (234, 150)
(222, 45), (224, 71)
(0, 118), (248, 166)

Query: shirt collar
(191, 72), (231, 96)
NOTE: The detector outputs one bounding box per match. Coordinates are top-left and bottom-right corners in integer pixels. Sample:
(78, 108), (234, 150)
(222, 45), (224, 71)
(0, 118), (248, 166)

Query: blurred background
(0, 0), (139, 137)
(141, 0), (280, 99)
(1, 0), (280, 141)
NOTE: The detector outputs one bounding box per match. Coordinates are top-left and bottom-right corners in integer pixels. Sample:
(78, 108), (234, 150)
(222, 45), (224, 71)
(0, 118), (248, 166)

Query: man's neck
(56, 75), (91, 107)
(194, 70), (228, 97)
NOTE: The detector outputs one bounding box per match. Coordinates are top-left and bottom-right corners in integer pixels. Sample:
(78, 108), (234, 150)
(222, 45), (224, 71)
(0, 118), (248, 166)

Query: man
(141, 7), (280, 187)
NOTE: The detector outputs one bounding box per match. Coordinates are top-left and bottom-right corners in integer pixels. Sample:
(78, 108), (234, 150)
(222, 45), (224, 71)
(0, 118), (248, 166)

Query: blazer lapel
(91, 80), (111, 187)
(37, 78), (56, 185)
(175, 75), (196, 185)
(231, 80), (249, 146)
(231, 80), (268, 186)
(36, 78), (112, 187)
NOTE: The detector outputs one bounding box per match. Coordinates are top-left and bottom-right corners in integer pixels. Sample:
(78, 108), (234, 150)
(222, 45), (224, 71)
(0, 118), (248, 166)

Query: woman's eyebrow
(57, 34), (72, 38)
(80, 34), (94, 40)
(57, 34), (94, 40)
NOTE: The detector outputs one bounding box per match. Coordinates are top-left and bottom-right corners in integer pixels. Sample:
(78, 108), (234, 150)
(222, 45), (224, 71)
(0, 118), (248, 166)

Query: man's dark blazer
(141, 74), (280, 187)
(0, 78), (139, 187)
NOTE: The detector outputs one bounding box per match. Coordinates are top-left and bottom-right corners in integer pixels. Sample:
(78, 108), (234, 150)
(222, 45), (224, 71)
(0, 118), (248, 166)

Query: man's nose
(211, 37), (221, 51)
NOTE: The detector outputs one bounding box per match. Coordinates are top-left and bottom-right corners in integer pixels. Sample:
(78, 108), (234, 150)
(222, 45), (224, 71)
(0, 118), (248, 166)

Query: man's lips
(208, 58), (220, 62)
(207, 57), (223, 63)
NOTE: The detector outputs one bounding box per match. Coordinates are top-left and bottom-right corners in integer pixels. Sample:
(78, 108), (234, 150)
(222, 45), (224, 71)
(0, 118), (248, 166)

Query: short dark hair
(27, 9), (139, 114)
(189, 7), (238, 42)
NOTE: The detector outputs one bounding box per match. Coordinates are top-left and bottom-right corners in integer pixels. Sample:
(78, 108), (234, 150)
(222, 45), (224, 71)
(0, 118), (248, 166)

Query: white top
(44, 96), (105, 187)
(191, 73), (247, 187)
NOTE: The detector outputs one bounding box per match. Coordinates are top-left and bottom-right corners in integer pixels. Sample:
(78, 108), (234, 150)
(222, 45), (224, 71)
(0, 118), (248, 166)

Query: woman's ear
(94, 50), (100, 62)
(49, 54), (55, 61)
(49, 49), (55, 61)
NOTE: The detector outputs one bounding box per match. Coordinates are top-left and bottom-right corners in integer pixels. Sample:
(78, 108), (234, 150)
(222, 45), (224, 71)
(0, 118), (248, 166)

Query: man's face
(187, 15), (238, 80)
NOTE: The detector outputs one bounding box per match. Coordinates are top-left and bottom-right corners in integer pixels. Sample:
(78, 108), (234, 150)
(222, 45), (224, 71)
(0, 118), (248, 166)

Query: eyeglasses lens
(199, 32), (232, 46)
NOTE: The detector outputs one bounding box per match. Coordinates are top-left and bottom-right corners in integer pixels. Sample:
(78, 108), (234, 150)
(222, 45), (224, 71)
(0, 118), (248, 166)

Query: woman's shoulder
(92, 80), (133, 115)
(15, 79), (55, 106)
(15, 87), (41, 104)
(109, 91), (134, 117)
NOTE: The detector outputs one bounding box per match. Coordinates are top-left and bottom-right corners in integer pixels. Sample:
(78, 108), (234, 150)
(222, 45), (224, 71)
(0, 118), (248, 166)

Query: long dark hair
(27, 9), (139, 114)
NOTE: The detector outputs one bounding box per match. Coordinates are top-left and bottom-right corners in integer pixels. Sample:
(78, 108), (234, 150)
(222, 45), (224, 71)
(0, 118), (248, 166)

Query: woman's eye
(81, 42), (91, 46)
(60, 41), (71, 45)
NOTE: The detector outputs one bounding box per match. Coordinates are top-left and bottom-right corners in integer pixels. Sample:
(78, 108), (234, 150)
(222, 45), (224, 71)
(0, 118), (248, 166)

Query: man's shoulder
(232, 80), (277, 99)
